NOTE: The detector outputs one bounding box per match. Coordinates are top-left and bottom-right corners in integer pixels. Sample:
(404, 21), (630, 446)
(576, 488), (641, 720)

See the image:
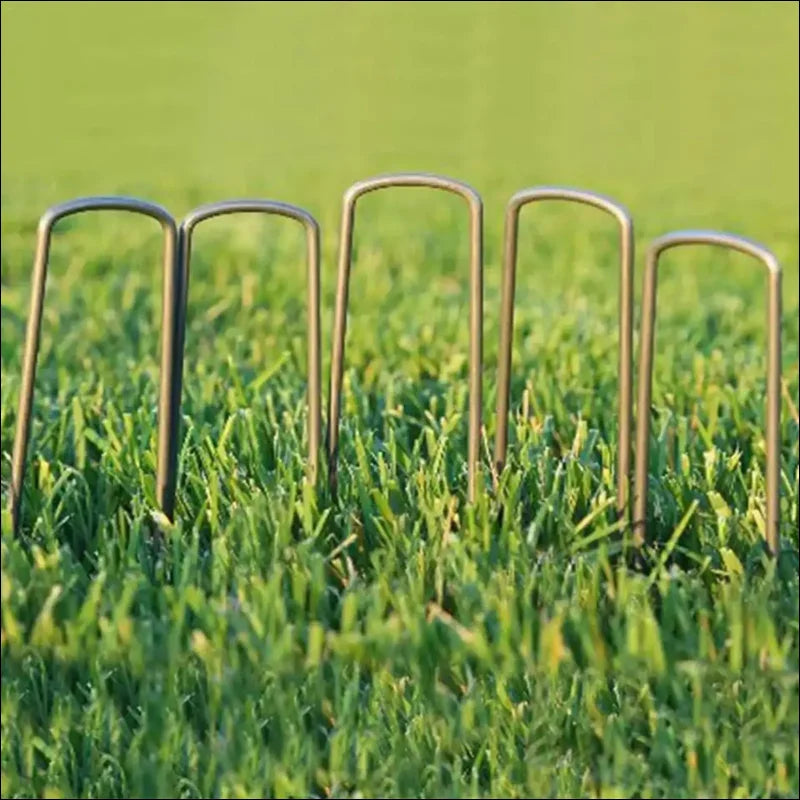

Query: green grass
(1, 2), (799, 797)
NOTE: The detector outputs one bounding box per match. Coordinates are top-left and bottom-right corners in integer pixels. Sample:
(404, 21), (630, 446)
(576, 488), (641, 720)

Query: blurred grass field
(1, 2), (799, 798)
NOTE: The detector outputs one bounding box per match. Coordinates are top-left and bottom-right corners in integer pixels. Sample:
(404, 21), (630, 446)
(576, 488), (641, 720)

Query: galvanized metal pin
(633, 230), (782, 554)
(173, 200), (322, 483)
(494, 187), (634, 518)
(327, 173), (484, 502)
(8, 197), (180, 532)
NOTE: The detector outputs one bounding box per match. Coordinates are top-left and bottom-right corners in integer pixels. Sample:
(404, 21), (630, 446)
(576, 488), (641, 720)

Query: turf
(1, 2), (799, 797)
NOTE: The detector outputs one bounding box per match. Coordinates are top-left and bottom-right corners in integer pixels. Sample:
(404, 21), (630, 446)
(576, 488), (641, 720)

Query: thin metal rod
(327, 173), (483, 501)
(174, 200), (321, 484)
(494, 187), (634, 517)
(633, 230), (781, 553)
(9, 197), (179, 532)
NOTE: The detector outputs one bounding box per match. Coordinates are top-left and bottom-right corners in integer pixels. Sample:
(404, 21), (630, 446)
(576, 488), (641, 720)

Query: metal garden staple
(172, 200), (322, 484)
(633, 230), (782, 554)
(326, 173), (483, 502)
(493, 187), (634, 518)
(8, 197), (180, 532)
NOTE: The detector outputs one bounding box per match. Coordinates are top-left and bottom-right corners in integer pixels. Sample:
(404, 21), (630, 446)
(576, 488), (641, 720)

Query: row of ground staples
(7, 173), (783, 554)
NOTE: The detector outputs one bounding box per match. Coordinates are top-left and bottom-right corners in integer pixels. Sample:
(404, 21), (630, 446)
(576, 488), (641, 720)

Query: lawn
(1, 2), (798, 797)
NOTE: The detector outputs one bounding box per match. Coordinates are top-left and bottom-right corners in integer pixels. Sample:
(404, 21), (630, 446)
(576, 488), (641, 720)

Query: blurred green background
(2, 0), (798, 235)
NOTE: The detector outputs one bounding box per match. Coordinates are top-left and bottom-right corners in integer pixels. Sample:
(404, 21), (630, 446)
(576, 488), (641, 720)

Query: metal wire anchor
(173, 200), (322, 484)
(494, 187), (634, 517)
(8, 197), (180, 531)
(326, 173), (483, 502)
(633, 230), (782, 554)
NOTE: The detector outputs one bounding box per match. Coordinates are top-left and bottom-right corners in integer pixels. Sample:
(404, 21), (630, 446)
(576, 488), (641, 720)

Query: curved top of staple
(647, 229), (780, 275)
(343, 172), (482, 209)
(507, 185), (631, 228)
(181, 199), (319, 234)
(38, 196), (175, 235)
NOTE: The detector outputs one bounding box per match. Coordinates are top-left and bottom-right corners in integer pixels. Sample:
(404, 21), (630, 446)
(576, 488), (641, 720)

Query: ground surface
(1, 2), (798, 797)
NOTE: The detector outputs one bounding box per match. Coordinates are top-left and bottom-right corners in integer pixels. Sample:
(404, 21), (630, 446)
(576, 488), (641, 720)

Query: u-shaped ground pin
(172, 200), (322, 486)
(8, 196), (180, 532)
(327, 173), (484, 502)
(494, 187), (634, 518)
(633, 230), (782, 554)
